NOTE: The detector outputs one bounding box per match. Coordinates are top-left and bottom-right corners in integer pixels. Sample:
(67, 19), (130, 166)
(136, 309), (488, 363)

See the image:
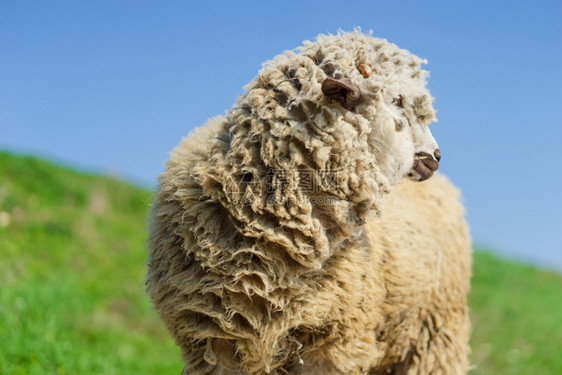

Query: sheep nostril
(434, 149), (441, 162)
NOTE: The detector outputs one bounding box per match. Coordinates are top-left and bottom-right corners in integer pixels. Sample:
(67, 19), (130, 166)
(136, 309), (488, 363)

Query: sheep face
(391, 92), (440, 182)
(335, 82), (440, 186)
(356, 71), (440, 185)
(373, 92), (440, 183)
(372, 96), (439, 186)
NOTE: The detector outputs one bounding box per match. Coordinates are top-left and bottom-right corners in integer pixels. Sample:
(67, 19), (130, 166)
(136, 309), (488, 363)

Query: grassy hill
(0, 152), (181, 375)
(469, 251), (562, 374)
(0, 151), (560, 375)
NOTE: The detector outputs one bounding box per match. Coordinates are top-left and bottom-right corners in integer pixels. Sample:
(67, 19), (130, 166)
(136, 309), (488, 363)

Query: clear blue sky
(1, 1), (561, 269)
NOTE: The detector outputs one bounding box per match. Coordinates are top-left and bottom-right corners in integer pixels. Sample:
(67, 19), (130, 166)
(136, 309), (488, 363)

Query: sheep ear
(321, 77), (361, 110)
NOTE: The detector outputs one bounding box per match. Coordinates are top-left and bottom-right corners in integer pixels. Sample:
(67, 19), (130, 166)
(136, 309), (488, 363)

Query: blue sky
(1, 1), (561, 269)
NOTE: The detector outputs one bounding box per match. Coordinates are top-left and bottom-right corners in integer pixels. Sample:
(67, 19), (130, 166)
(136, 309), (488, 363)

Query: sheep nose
(434, 149), (441, 162)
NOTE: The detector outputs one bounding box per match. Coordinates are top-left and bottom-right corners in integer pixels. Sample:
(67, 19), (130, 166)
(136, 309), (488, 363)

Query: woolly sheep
(146, 30), (472, 374)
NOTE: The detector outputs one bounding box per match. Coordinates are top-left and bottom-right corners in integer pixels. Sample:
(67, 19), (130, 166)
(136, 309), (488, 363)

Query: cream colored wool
(146, 30), (471, 374)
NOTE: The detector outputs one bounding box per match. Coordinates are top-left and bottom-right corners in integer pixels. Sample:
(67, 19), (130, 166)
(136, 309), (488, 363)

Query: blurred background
(1, 1), (561, 374)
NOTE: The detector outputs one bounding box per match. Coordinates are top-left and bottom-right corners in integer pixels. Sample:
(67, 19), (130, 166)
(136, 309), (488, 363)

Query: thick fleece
(146, 30), (471, 374)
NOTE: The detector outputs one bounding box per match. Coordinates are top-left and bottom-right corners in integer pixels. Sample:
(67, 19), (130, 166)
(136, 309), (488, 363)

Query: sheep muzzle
(408, 151), (440, 181)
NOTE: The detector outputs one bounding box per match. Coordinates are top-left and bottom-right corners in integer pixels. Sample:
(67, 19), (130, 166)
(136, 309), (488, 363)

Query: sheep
(146, 30), (472, 375)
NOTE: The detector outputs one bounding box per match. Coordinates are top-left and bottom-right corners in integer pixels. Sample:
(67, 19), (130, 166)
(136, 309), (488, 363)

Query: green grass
(469, 251), (562, 374)
(0, 151), (560, 374)
(0, 152), (182, 375)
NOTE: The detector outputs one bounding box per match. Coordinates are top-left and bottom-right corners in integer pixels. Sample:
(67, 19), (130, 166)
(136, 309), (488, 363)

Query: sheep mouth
(407, 152), (439, 182)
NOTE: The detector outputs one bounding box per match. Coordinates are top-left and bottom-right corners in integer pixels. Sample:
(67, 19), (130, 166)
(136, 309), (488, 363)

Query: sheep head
(203, 30), (441, 267)
(319, 74), (440, 183)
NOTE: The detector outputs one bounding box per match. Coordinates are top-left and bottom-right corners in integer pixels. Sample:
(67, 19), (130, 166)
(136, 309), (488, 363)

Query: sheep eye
(392, 95), (403, 108)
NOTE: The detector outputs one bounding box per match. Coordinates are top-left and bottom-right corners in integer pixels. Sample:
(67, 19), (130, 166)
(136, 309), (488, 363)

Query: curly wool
(146, 30), (471, 374)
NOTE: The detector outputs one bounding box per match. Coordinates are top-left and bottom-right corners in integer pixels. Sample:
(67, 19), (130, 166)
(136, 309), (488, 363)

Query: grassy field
(0, 151), (560, 374)
(0, 152), (182, 375)
(469, 251), (562, 374)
